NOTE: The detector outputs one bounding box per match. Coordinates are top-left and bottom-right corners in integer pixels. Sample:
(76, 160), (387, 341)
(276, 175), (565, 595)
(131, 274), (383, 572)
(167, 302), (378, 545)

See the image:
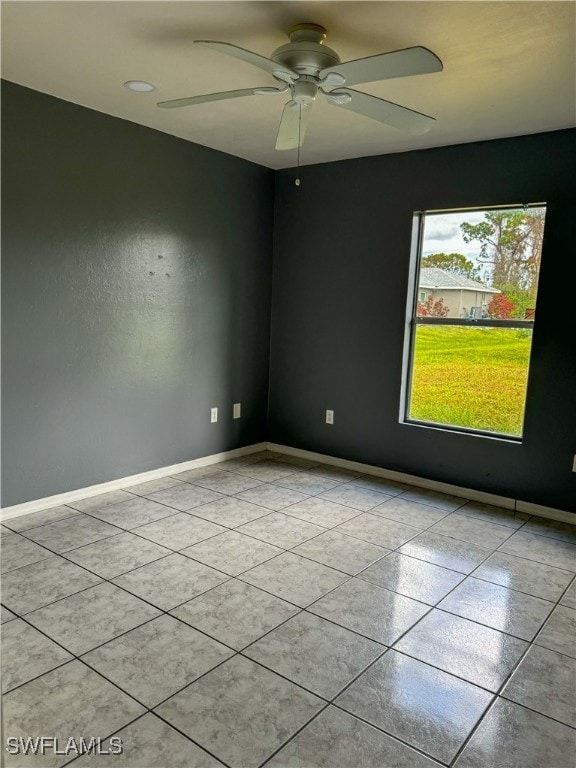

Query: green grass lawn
(409, 326), (533, 436)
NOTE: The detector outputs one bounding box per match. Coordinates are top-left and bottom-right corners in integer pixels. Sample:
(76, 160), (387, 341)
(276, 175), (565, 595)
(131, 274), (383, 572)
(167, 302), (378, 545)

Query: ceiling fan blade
(326, 88), (435, 135)
(157, 87), (265, 109)
(195, 40), (296, 79)
(320, 46), (442, 87)
(275, 101), (311, 151)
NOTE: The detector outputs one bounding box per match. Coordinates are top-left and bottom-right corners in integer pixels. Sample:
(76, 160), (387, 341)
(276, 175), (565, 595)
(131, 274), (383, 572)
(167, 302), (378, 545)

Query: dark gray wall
(3, 80), (575, 512)
(2, 81), (274, 506)
(270, 130), (576, 512)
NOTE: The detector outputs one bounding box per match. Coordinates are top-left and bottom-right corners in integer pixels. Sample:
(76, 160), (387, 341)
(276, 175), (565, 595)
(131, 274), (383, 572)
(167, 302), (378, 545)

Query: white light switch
(233, 403), (241, 419)
(210, 407), (218, 423)
(326, 410), (334, 425)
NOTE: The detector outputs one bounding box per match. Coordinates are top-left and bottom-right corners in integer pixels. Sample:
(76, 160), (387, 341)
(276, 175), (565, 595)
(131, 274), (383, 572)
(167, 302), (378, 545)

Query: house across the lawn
(418, 267), (500, 318)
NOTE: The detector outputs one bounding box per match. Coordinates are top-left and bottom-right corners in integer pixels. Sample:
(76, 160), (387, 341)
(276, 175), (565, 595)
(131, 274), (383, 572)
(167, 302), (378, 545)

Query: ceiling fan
(157, 23), (443, 151)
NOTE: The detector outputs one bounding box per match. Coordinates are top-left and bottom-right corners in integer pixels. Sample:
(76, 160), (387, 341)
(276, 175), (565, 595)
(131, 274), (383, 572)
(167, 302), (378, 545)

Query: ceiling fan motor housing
(291, 77), (318, 105)
(272, 23), (340, 77)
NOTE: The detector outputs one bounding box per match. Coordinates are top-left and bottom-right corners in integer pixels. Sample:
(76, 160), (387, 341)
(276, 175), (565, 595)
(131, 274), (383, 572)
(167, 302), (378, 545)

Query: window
(403, 204), (546, 439)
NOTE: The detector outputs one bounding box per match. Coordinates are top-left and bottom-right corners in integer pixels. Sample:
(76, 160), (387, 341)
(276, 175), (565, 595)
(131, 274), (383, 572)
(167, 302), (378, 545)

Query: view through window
(405, 204), (547, 438)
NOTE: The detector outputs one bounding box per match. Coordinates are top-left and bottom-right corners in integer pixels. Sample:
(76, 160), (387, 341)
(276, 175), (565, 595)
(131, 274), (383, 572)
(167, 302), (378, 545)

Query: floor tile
(273, 472), (342, 494)
(454, 697), (576, 768)
(561, 578), (576, 608)
(235, 483), (309, 510)
(399, 486), (467, 511)
(233, 460), (300, 482)
(155, 655), (323, 768)
(189, 496), (269, 527)
(521, 515), (576, 545)
(236, 512), (326, 549)
(124, 475), (184, 495)
(3, 661), (144, 767)
(1, 605), (17, 623)
(83, 496), (177, 529)
(396, 609), (528, 691)
(472, 551), (574, 602)
(335, 512), (421, 549)
(73, 713), (224, 767)
(244, 611), (383, 699)
(430, 512), (513, 549)
(23, 514), (120, 554)
(336, 650), (493, 764)
(317, 484), (392, 511)
(171, 466), (223, 482)
(281, 497), (362, 528)
(439, 577), (554, 640)
(502, 645), (576, 726)
(292, 529), (389, 575)
(1, 532), (54, 573)
(457, 501), (530, 529)
(190, 470), (263, 495)
(349, 475), (409, 496)
(240, 552), (347, 607)
(1, 525), (15, 538)
(172, 579), (299, 649)
(308, 577), (429, 645)
(145, 484), (224, 511)
(359, 552), (465, 604)
(308, 465), (364, 482)
(182, 530), (283, 576)
(82, 615), (233, 707)
(535, 604), (576, 658)
(499, 531), (576, 572)
(399, 530), (492, 573)
(3, 506), (80, 533)
(25, 582), (161, 655)
(134, 513), (226, 550)
(68, 490), (137, 512)
(217, 453), (272, 470)
(371, 497), (450, 527)
(65, 532), (171, 578)
(1, 557), (102, 614)
(267, 705), (442, 768)
(112, 553), (229, 610)
(268, 454), (318, 470)
(2, 619), (73, 692)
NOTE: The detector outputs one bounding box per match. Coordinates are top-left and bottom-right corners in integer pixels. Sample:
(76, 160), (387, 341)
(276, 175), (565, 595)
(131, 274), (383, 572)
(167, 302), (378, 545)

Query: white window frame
(401, 203), (546, 441)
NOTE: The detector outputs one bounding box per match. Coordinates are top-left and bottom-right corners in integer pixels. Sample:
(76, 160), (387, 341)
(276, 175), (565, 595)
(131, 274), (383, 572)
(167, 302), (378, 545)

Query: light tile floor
(1, 451), (575, 768)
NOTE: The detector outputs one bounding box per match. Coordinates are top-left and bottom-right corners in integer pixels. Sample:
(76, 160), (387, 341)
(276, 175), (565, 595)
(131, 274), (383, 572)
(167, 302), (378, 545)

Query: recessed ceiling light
(123, 80), (156, 93)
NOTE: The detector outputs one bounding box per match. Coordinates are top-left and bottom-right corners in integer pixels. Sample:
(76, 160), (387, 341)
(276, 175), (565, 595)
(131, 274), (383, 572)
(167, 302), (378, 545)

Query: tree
(495, 285), (534, 320)
(487, 293), (515, 319)
(421, 252), (479, 280)
(460, 209), (545, 298)
(416, 296), (449, 318)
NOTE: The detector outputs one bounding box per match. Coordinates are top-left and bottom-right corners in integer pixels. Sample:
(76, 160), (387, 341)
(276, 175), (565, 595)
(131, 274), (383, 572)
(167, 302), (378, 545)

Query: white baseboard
(515, 499), (576, 522)
(2, 440), (573, 526)
(0, 443), (267, 522)
(268, 443), (575, 523)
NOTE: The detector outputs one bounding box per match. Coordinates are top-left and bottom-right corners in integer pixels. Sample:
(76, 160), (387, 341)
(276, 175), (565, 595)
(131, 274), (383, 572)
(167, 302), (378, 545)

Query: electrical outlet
(210, 407), (218, 423)
(326, 409), (334, 425)
(233, 403), (241, 419)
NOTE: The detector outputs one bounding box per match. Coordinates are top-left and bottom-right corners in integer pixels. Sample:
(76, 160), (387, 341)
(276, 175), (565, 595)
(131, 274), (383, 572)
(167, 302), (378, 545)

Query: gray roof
(419, 267), (499, 293)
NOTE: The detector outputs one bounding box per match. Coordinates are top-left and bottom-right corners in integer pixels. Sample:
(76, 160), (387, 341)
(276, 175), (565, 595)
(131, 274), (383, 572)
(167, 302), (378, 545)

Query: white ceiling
(2, 1), (575, 169)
